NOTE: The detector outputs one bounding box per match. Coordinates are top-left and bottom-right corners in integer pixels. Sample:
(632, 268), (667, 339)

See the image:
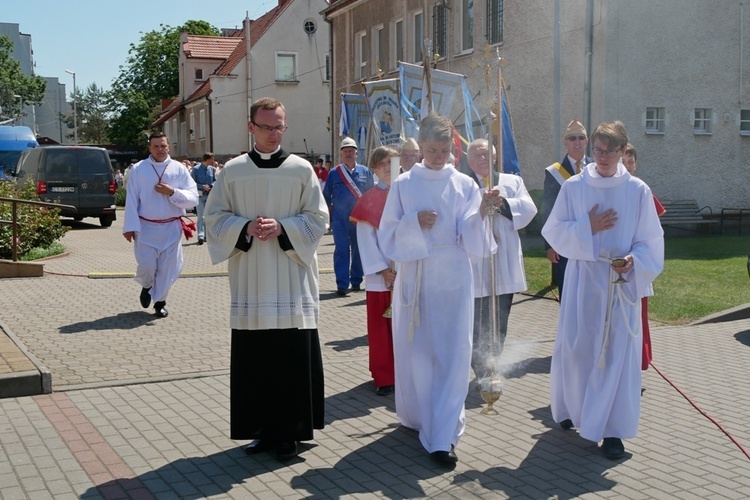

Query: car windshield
(0, 151), (22, 180)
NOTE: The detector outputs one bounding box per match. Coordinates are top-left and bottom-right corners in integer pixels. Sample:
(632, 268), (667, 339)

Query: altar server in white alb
(541, 121), (664, 460)
(379, 113), (490, 467)
(205, 97), (328, 462)
(123, 132), (199, 318)
(463, 139), (538, 383)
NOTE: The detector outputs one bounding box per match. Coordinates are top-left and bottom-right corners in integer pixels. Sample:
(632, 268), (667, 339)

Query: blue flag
(500, 87), (521, 175)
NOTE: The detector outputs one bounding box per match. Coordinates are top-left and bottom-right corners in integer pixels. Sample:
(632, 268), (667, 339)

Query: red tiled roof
(183, 35), (242, 60)
(248, 0), (293, 47)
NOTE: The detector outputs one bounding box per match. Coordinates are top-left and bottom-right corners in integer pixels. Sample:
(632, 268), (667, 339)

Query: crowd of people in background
(116, 98), (663, 468)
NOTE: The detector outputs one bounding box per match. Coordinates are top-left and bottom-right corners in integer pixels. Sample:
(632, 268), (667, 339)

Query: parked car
(0, 125), (39, 181)
(10, 146), (117, 227)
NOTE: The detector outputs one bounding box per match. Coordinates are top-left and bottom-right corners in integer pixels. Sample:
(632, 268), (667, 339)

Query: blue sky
(3, 0), (280, 92)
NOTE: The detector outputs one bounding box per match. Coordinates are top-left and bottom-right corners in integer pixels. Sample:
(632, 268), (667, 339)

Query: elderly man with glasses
(542, 119), (594, 299)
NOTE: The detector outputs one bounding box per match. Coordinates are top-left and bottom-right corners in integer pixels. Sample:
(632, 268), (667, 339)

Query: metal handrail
(0, 196), (76, 262)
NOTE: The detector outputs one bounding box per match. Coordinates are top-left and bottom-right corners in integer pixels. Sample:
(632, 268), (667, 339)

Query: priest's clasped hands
(248, 215), (281, 241)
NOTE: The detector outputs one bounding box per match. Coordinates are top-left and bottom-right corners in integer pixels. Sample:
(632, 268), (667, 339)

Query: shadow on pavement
(325, 334), (367, 352)
(61, 220), (109, 230)
(290, 425), (446, 498)
(325, 381), (396, 425)
(81, 447), (296, 500)
(59, 311), (157, 334)
(735, 330), (750, 347)
(455, 406), (618, 498)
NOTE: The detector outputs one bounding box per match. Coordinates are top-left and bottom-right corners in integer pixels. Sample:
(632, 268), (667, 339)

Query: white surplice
(379, 164), (484, 454)
(123, 156), (199, 302)
(541, 163), (664, 442)
(204, 153), (328, 331)
(472, 173), (538, 297)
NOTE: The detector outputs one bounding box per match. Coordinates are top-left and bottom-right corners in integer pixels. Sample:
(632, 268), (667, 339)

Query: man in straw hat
(542, 119), (593, 298)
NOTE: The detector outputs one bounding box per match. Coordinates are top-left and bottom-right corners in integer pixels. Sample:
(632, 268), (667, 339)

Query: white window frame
(195, 68), (204, 81)
(199, 109), (206, 139)
(740, 110), (750, 136)
(372, 24), (385, 75)
(275, 52), (298, 82)
(693, 108), (713, 135)
(412, 11), (424, 63)
(163, 121), (170, 141)
(355, 31), (368, 81)
(172, 118), (178, 148)
(432, 3), (447, 60)
(645, 107), (666, 134)
(189, 112), (195, 142)
(391, 19), (404, 70)
(459, 0), (474, 53)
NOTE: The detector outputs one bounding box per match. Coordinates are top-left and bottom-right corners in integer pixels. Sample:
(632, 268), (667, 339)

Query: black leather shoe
(276, 441), (299, 461)
(197, 237), (205, 245)
(351, 284), (362, 292)
(431, 445), (458, 465)
(244, 439), (274, 455)
(601, 437), (625, 460)
(140, 287), (152, 308)
(336, 288), (349, 297)
(559, 419), (574, 430)
(154, 301), (168, 318)
(376, 385), (394, 396)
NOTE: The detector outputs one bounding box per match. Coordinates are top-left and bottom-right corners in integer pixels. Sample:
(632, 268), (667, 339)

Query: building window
(645, 107), (665, 134)
(324, 53), (331, 82)
(303, 19), (317, 35)
(373, 25), (385, 74)
(741, 110), (750, 135)
(433, 3), (447, 59)
(195, 68), (204, 80)
(276, 52), (297, 81)
(694, 108), (713, 134)
(172, 118), (178, 148)
(413, 11), (424, 63)
(164, 121), (170, 140)
(460, 0), (474, 52)
(356, 31), (367, 80)
(199, 109), (206, 139)
(486, 0), (504, 45)
(189, 112), (195, 142)
(392, 19), (404, 69)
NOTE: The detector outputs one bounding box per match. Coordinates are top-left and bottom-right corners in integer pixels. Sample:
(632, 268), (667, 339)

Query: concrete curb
(0, 318), (51, 397)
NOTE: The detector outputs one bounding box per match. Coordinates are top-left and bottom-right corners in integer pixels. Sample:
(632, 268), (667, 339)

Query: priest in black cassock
(205, 97), (329, 461)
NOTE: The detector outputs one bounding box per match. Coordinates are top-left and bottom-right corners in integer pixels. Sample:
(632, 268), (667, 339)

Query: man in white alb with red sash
(323, 137), (373, 296)
(123, 132), (199, 318)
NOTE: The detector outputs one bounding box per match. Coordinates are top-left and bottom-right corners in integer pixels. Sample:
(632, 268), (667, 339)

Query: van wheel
(99, 216), (114, 228)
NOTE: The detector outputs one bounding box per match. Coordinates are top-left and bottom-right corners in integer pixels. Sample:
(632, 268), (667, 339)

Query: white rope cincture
(597, 256), (639, 369)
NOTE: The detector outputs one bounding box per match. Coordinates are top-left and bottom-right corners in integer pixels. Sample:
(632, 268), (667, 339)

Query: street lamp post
(65, 69), (77, 145)
(13, 94), (22, 126)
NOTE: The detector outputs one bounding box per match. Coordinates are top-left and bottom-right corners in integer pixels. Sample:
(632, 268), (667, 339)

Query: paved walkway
(0, 214), (749, 499)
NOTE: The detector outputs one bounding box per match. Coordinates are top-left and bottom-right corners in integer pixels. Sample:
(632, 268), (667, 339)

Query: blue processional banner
(363, 79), (402, 148)
(339, 93), (369, 164)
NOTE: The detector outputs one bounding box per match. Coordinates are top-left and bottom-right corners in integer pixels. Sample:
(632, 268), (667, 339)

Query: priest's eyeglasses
(592, 147), (622, 158)
(252, 121), (288, 133)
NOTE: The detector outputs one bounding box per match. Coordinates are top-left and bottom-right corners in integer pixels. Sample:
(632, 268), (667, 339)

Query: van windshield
(0, 151), (22, 180)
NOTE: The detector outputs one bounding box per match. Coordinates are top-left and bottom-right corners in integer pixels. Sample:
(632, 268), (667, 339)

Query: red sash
(139, 215), (196, 240)
(336, 164), (362, 199)
(349, 186), (388, 229)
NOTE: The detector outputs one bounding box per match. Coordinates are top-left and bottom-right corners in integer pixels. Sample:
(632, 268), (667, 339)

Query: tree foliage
(0, 35), (46, 122)
(61, 83), (110, 144)
(107, 20), (219, 149)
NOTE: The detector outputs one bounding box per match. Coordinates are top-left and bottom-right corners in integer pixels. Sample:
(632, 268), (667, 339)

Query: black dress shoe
(376, 385), (395, 396)
(197, 237), (205, 245)
(336, 288), (349, 297)
(276, 441), (299, 460)
(601, 437), (625, 460)
(154, 301), (168, 318)
(140, 287), (152, 308)
(430, 445), (458, 465)
(559, 419), (574, 430)
(244, 439), (274, 455)
(351, 284), (362, 292)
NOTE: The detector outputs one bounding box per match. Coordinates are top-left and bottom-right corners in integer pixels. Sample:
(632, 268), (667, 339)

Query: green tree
(61, 83), (111, 144)
(108, 20), (219, 148)
(0, 35), (46, 122)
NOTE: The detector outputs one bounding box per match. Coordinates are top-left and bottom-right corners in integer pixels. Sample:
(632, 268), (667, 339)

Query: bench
(659, 199), (718, 235)
(718, 207), (750, 236)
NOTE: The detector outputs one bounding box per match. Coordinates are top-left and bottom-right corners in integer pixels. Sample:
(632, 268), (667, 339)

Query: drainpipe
(583, 0), (594, 138)
(325, 12), (334, 162)
(244, 14), (253, 152)
(554, 0), (561, 157)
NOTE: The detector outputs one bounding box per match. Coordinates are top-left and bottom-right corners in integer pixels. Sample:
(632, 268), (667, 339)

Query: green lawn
(523, 235), (750, 325)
